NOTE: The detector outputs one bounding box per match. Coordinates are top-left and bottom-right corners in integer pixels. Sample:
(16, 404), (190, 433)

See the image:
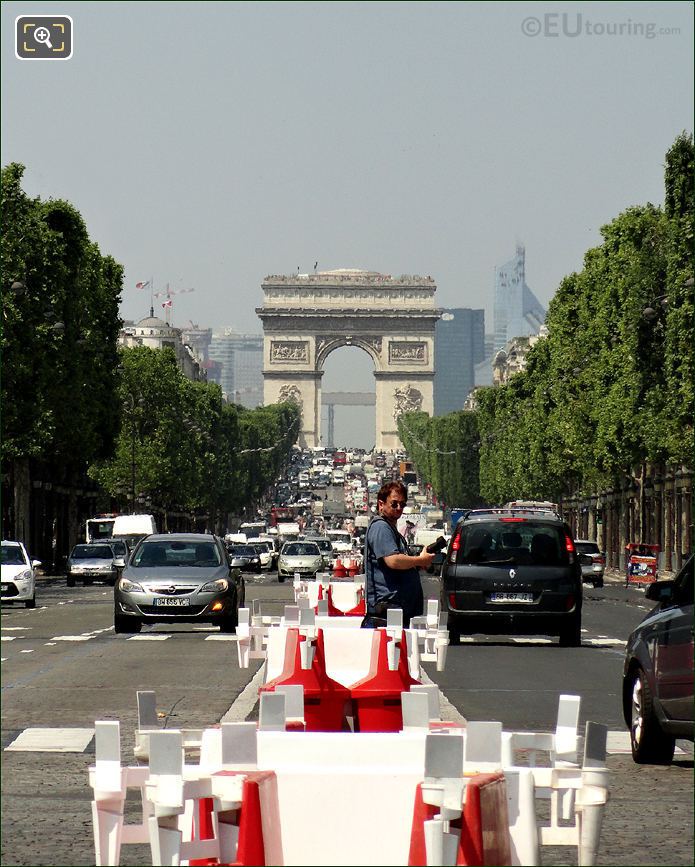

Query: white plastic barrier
(89, 697), (609, 866)
(237, 603), (449, 675)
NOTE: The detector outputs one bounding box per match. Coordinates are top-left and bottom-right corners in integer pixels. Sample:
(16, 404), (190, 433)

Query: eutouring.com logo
(521, 14), (680, 39)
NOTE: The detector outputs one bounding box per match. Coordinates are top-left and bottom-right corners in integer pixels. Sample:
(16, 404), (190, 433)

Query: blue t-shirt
(364, 517), (423, 623)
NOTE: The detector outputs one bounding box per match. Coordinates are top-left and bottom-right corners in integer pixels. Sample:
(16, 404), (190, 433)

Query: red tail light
(565, 534), (575, 554)
(566, 594), (575, 611)
(448, 593), (457, 609)
(449, 533), (461, 562)
(596, 556), (605, 565)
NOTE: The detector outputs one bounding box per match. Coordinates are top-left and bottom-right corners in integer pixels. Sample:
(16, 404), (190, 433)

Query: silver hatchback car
(114, 534), (244, 634)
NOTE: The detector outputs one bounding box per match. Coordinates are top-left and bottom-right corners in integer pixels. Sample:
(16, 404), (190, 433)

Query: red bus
(333, 450), (347, 468)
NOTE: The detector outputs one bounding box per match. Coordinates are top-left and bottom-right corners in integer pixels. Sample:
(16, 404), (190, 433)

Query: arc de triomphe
(256, 269), (441, 450)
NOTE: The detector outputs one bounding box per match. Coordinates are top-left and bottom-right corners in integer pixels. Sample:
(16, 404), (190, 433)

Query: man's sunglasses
(388, 500), (407, 508)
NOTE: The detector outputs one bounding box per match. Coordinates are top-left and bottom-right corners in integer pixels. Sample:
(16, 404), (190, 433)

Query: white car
(277, 541), (322, 583)
(1, 540), (40, 609)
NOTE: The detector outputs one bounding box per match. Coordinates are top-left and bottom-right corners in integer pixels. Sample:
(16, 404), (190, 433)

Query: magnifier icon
(34, 26), (53, 49)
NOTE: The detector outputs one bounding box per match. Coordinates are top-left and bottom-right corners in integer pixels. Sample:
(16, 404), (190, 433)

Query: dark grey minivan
(440, 509), (583, 646)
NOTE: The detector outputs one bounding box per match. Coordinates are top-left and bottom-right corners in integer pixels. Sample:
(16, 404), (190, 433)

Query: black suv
(440, 509), (583, 646)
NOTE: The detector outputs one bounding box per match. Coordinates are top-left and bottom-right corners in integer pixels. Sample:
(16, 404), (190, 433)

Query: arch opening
(320, 345), (375, 450)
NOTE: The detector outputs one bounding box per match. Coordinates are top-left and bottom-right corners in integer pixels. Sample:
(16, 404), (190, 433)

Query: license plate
(153, 597), (190, 607)
(489, 592), (533, 603)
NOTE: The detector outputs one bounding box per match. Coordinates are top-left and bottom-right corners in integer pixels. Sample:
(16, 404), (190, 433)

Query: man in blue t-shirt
(363, 481), (435, 627)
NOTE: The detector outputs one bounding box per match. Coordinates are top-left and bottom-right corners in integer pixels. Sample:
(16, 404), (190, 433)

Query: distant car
(622, 555), (693, 764)
(226, 544), (262, 573)
(66, 542), (122, 587)
(114, 533), (244, 634)
(248, 540), (273, 570)
(575, 540), (605, 587)
(1, 540), (40, 609)
(277, 541), (322, 583)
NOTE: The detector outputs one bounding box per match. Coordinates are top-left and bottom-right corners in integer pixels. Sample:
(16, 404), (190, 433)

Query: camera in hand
(425, 536), (447, 554)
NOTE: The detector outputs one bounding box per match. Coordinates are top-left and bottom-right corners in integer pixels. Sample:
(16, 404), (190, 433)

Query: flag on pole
(161, 299), (173, 308)
(135, 280), (151, 290)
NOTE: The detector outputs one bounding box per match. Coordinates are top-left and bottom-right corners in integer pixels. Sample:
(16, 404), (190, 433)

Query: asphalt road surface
(1, 564), (692, 866)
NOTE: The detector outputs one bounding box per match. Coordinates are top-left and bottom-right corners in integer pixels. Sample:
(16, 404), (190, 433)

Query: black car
(226, 544), (262, 573)
(622, 556), (693, 764)
(440, 508), (583, 646)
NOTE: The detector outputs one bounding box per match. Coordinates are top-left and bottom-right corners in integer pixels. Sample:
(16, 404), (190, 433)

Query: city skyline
(2, 2), (691, 335)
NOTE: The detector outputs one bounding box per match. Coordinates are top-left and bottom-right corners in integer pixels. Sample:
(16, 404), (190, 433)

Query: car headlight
(119, 577), (144, 593)
(15, 570), (32, 582)
(201, 578), (229, 593)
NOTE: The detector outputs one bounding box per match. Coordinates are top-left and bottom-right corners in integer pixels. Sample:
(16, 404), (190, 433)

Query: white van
(111, 514), (157, 550)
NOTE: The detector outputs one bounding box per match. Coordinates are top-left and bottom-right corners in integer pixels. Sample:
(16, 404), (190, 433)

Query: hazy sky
(2, 1), (693, 447)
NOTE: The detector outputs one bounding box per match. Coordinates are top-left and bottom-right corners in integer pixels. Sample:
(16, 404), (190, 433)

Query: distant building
(118, 310), (206, 382)
(475, 245), (546, 386)
(492, 327), (548, 386)
(434, 308), (485, 414)
(180, 324), (212, 363)
(208, 330), (263, 407)
(493, 244), (545, 350)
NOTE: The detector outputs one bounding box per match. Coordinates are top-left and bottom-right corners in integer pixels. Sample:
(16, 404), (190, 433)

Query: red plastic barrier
(343, 596), (366, 616)
(408, 772), (511, 866)
(259, 628), (351, 731)
(333, 558), (346, 578)
(191, 770), (280, 866)
(350, 629), (420, 732)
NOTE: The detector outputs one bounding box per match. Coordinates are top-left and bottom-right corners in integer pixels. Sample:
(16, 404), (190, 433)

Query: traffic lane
(419, 575), (644, 731)
(1, 589), (274, 748)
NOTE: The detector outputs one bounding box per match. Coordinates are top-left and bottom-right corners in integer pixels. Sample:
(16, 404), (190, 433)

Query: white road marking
(606, 730), (689, 755)
(220, 665), (267, 722)
(193, 626), (218, 632)
(1, 626), (31, 631)
(50, 636), (92, 642)
(512, 638), (553, 644)
(4, 728), (94, 752)
(20, 649), (34, 654)
(1, 657), (7, 661)
(127, 634), (171, 641)
(44, 642), (56, 646)
(586, 638), (627, 646)
(205, 634), (238, 641)
(1, 637), (16, 642)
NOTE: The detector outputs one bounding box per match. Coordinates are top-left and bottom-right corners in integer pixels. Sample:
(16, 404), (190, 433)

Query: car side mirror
(645, 580), (673, 602)
(31, 560), (42, 568)
(112, 558), (126, 569)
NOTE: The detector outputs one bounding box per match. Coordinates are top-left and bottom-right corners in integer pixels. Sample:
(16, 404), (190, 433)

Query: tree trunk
(13, 458), (31, 545)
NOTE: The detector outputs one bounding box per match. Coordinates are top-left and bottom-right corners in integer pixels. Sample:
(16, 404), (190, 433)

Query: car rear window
(72, 545), (114, 559)
(455, 521), (568, 567)
(575, 541), (600, 555)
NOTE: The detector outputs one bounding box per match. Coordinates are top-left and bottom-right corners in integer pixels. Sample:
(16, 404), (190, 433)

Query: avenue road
(1, 566), (692, 866)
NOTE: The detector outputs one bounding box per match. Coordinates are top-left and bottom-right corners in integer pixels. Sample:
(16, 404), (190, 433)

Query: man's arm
(383, 551), (435, 570)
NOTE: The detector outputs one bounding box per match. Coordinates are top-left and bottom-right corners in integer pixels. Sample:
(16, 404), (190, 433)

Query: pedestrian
(363, 481), (434, 627)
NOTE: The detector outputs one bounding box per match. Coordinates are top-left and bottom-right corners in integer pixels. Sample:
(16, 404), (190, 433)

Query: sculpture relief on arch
(270, 340), (309, 363)
(392, 384), (423, 422)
